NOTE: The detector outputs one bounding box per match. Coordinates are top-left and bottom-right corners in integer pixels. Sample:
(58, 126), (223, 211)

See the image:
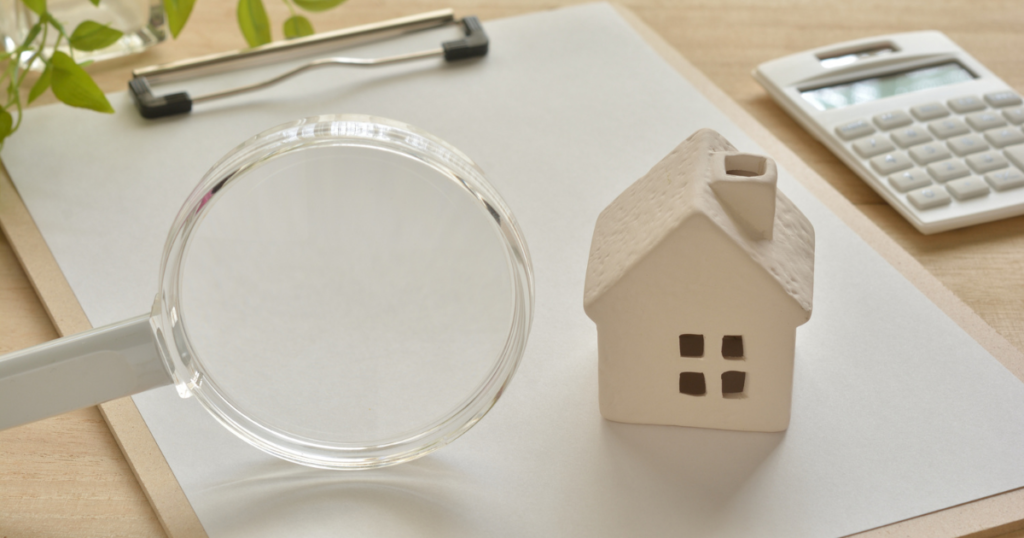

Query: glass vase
(0, 0), (167, 69)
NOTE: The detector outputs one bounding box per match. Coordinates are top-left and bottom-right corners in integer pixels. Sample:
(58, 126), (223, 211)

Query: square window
(679, 334), (704, 357)
(679, 372), (706, 395)
(722, 371), (746, 398)
(722, 335), (744, 359)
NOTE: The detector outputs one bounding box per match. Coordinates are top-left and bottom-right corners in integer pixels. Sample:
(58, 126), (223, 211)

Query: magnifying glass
(0, 115), (534, 470)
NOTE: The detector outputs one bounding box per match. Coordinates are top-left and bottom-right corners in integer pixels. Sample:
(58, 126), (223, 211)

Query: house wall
(588, 214), (809, 432)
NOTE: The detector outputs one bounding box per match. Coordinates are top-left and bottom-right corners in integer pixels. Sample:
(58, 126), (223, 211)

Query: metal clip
(128, 10), (488, 119)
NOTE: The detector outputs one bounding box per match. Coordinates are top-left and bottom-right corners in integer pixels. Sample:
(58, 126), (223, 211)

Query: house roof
(583, 128), (814, 318)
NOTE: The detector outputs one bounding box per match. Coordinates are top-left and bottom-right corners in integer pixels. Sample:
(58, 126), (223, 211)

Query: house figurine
(582, 129), (815, 432)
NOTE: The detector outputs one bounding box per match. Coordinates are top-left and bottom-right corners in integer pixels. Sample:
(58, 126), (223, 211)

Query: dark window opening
(679, 334), (704, 357)
(722, 335), (744, 359)
(679, 372), (706, 395)
(722, 371), (746, 398)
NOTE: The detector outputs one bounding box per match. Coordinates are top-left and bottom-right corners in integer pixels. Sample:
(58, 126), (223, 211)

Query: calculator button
(835, 119), (875, 141)
(966, 151), (1008, 173)
(983, 127), (1024, 148)
(853, 136), (895, 158)
(907, 186), (951, 210)
(1003, 108), (1024, 125)
(965, 111), (1007, 131)
(985, 168), (1024, 191)
(1005, 146), (1024, 169)
(909, 143), (951, 165)
(947, 134), (989, 156)
(927, 159), (971, 182)
(928, 118), (970, 139)
(948, 95), (986, 113)
(873, 110), (913, 130)
(870, 152), (913, 175)
(984, 91), (1023, 108)
(890, 126), (933, 148)
(911, 102), (950, 121)
(888, 168), (931, 193)
(946, 176), (990, 200)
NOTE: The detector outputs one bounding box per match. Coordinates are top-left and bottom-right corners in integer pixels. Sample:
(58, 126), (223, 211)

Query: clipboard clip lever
(129, 12), (488, 119)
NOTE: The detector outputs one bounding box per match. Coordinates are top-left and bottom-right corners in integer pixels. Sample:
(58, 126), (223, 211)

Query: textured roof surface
(583, 129), (814, 316)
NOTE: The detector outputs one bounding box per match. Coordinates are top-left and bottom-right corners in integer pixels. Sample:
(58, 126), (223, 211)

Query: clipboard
(1, 5), (1023, 538)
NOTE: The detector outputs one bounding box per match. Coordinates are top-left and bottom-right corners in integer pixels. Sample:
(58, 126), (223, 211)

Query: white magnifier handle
(0, 315), (173, 430)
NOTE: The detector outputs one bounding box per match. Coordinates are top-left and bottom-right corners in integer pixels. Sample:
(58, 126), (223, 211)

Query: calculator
(753, 31), (1024, 234)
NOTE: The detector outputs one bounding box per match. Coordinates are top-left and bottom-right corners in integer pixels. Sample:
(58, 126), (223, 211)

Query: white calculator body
(754, 31), (1024, 234)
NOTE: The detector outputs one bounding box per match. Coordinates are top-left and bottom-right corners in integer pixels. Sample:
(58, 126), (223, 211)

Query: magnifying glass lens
(157, 116), (532, 469)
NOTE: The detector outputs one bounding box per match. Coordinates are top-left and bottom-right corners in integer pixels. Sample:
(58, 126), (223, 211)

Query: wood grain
(0, 226), (165, 537)
(2, 0), (1023, 536)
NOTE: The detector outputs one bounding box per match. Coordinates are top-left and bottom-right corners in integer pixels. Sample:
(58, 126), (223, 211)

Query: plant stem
(9, 22), (48, 132)
(4, 56), (20, 108)
(47, 18), (74, 62)
(282, 0), (297, 17)
(14, 22), (46, 93)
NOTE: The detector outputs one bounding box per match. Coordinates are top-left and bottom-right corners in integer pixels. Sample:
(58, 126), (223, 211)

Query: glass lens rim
(150, 114), (534, 470)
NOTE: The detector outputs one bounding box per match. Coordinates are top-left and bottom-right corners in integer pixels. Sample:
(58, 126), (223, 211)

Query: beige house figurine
(583, 129), (815, 432)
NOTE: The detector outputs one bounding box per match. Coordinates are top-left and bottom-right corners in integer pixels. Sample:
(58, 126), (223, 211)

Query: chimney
(709, 152), (778, 240)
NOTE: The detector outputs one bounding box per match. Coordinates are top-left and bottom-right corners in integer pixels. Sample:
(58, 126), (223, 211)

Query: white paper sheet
(7, 4), (1024, 537)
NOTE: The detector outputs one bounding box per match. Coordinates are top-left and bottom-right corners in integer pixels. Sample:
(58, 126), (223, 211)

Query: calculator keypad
(928, 118), (970, 139)
(836, 119), (876, 140)
(853, 136), (895, 158)
(911, 102), (949, 121)
(1006, 146), (1024, 169)
(984, 127), (1024, 148)
(909, 143), (951, 165)
(984, 91), (1023, 108)
(966, 151), (1008, 173)
(908, 186), (951, 209)
(873, 110), (913, 130)
(948, 134), (989, 156)
(888, 168), (931, 192)
(838, 89), (1024, 218)
(1004, 108), (1024, 125)
(946, 176), (990, 200)
(948, 95), (986, 113)
(891, 126), (933, 148)
(870, 152), (913, 175)
(927, 159), (970, 182)
(986, 168), (1024, 191)
(965, 111), (1006, 131)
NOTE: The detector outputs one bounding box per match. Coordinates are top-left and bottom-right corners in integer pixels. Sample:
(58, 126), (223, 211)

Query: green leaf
(163, 0), (195, 38)
(237, 0), (271, 47)
(69, 20), (123, 51)
(27, 61), (51, 103)
(20, 0), (45, 16)
(89, 0), (100, 5)
(291, 0), (345, 13)
(283, 15), (313, 39)
(0, 108), (12, 144)
(50, 51), (113, 113)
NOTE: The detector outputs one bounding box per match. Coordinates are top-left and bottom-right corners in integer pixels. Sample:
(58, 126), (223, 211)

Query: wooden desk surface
(2, 0), (1023, 536)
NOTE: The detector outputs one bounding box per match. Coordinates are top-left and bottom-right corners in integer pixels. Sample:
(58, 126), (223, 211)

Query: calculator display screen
(800, 62), (976, 111)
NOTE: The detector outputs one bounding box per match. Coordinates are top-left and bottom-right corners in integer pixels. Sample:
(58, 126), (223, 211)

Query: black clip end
(442, 16), (488, 62)
(129, 77), (193, 119)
